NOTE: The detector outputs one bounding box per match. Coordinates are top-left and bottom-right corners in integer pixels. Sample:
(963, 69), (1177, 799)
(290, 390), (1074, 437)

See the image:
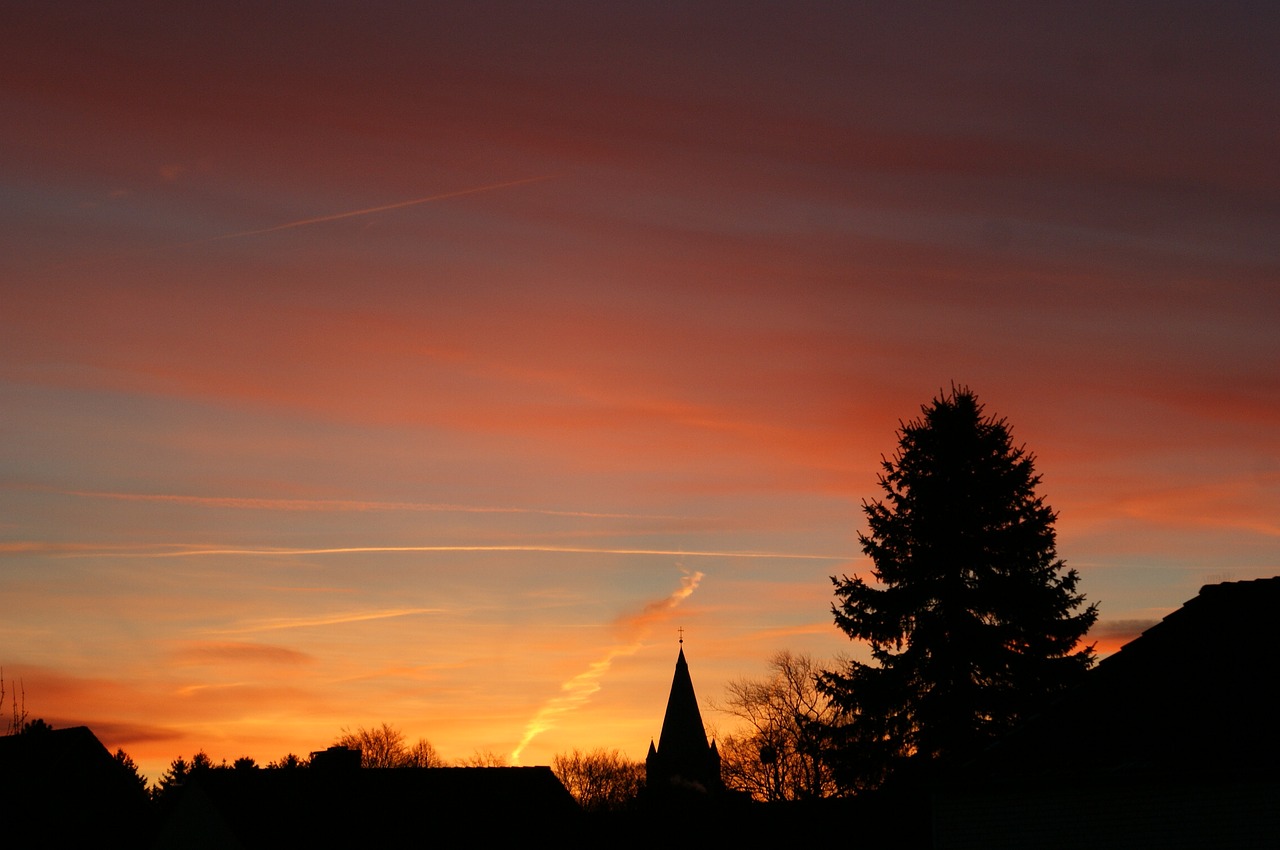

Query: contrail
(44, 175), (557, 272)
(55, 544), (850, 561)
(510, 568), (704, 763)
(200, 175), (555, 243)
(61, 489), (676, 521)
(209, 607), (445, 634)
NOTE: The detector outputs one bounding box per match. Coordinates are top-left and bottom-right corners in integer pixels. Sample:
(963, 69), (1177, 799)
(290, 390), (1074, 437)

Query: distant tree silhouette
(715, 651), (839, 801)
(336, 723), (405, 767)
(457, 749), (509, 767)
(820, 387), (1097, 789)
(266, 752), (308, 769)
(551, 748), (644, 811)
(113, 748), (148, 795)
(334, 723), (444, 768)
(406, 738), (446, 767)
(232, 756), (258, 770)
(18, 717), (53, 735)
(151, 755), (191, 802)
(151, 750), (219, 801)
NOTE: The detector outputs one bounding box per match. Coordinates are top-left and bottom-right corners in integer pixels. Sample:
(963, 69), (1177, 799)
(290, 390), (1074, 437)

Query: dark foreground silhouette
(4, 579), (1278, 848)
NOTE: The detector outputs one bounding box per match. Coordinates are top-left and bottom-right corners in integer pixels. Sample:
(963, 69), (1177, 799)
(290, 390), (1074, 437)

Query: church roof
(656, 646), (710, 755)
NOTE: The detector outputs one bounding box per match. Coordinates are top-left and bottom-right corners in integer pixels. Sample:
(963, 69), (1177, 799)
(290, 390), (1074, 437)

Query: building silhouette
(0, 725), (149, 845)
(933, 577), (1280, 848)
(645, 641), (724, 800)
(152, 765), (579, 846)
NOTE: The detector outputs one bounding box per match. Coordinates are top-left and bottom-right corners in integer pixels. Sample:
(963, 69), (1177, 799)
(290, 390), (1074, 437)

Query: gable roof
(156, 766), (579, 846)
(0, 726), (149, 839)
(958, 577), (1280, 785)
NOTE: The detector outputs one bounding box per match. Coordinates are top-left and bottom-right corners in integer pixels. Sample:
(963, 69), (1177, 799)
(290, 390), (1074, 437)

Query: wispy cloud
(62, 489), (676, 520)
(211, 607), (444, 635)
(1090, 618), (1160, 656)
(169, 641), (314, 666)
(510, 568), (704, 762)
(43, 175), (556, 272)
(58, 544), (850, 560)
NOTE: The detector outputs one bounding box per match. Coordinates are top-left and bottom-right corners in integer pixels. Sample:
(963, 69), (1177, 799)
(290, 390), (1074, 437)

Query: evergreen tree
(267, 752), (308, 769)
(151, 755), (190, 802)
(821, 387), (1096, 786)
(114, 748), (149, 796)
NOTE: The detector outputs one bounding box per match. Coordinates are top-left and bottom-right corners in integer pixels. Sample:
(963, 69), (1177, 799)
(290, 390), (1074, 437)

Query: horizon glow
(2, 2), (1276, 784)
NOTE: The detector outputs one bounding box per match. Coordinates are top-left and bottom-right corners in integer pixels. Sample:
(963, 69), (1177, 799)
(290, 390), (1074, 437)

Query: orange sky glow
(2, 2), (1277, 783)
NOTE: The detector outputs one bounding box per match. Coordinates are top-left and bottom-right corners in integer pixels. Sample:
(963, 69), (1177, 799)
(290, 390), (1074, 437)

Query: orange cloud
(169, 641), (314, 667)
(1090, 618), (1161, 657)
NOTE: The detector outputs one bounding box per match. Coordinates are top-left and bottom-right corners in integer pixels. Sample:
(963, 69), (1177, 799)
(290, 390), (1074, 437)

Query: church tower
(645, 638), (723, 797)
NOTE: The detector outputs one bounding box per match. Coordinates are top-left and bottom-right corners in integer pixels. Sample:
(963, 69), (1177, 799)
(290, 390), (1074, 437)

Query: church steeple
(645, 637), (723, 797)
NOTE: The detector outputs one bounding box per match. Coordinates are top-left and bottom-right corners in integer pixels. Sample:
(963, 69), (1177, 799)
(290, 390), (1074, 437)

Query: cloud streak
(510, 568), (704, 762)
(169, 641), (314, 666)
(211, 607), (444, 634)
(56, 544), (850, 561)
(63, 489), (677, 520)
(200, 175), (556, 243)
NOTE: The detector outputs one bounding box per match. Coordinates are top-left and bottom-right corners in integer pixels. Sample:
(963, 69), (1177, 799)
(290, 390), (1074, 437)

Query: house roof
(0, 725), (149, 839)
(957, 577), (1280, 786)
(156, 766), (580, 846)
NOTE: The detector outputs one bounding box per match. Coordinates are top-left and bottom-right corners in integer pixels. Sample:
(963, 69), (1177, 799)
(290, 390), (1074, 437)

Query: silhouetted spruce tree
(820, 387), (1097, 788)
(114, 748), (149, 796)
(151, 755), (190, 802)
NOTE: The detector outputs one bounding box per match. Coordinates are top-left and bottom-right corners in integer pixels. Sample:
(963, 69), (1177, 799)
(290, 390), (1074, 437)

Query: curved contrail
(510, 568), (704, 762)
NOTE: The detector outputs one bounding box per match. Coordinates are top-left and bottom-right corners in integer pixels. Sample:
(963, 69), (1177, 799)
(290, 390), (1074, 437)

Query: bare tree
(715, 650), (840, 801)
(406, 737), (446, 767)
(1, 671), (28, 736)
(335, 723), (407, 768)
(456, 749), (509, 767)
(334, 723), (444, 768)
(551, 748), (644, 812)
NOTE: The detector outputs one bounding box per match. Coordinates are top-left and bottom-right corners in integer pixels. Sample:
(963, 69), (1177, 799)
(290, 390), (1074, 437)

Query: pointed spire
(645, 640), (723, 797)
(656, 646), (707, 756)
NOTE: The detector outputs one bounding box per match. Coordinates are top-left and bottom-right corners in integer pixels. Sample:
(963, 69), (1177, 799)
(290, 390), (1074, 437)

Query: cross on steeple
(646, 633), (723, 798)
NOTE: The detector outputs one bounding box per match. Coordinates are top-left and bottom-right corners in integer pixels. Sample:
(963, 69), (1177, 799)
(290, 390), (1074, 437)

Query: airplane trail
(62, 489), (676, 520)
(56, 544), (851, 561)
(43, 175), (557, 272)
(202, 175), (555, 243)
(510, 568), (704, 762)
(210, 607), (445, 634)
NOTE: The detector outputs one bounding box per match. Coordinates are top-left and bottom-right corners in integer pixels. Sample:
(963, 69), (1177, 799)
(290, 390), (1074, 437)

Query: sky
(2, 1), (1277, 782)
